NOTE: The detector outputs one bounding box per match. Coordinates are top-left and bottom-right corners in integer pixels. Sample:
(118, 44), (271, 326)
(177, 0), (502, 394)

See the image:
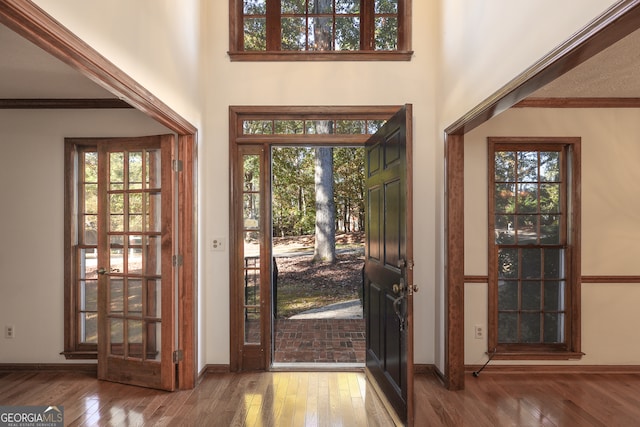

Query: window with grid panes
(488, 138), (582, 358)
(229, 0), (412, 60)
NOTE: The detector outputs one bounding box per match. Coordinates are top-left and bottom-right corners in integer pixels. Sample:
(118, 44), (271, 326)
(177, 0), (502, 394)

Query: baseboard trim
(464, 364), (640, 374)
(0, 363), (97, 374)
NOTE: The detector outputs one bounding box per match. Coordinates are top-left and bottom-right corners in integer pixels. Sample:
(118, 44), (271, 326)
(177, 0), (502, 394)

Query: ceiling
(1, 22), (640, 101)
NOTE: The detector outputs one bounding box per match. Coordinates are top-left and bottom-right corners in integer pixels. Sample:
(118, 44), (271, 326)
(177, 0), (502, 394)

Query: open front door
(96, 135), (176, 391)
(364, 105), (414, 425)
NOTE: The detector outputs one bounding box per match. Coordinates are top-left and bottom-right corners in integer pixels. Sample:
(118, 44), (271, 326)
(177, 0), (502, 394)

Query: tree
(312, 145), (336, 263)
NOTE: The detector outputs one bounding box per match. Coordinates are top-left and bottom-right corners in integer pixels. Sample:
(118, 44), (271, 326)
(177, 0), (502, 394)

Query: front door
(96, 135), (176, 391)
(364, 105), (414, 425)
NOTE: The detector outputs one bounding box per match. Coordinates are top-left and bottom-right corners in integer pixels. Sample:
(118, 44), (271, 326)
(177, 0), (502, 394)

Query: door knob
(98, 267), (107, 275)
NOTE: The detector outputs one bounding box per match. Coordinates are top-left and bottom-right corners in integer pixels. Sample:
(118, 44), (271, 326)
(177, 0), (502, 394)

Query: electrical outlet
(5, 325), (15, 339)
(474, 324), (484, 340)
(211, 237), (225, 252)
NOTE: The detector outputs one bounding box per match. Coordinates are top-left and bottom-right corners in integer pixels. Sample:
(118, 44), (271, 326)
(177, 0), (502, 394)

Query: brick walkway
(274, 318), (365, 363)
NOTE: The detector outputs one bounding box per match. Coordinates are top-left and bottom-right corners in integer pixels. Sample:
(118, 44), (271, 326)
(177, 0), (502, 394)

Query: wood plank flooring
(2, 370), (640, 426)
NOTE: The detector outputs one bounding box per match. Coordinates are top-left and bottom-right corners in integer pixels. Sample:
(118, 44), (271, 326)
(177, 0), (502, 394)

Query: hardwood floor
(2, 370), (640, 426)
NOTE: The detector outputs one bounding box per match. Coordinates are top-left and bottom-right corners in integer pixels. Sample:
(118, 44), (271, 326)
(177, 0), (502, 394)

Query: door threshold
(271, 362), (364, 372)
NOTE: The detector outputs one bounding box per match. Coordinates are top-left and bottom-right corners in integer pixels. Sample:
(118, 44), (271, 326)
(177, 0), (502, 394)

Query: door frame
(0, 1), (198, 388)
(442, 1), (640, 390)
(229, 106), (403, 371)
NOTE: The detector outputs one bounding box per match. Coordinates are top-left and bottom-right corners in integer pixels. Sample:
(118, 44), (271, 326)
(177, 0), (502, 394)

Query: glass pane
(147, 192), (162, 232)
(540, 215), (560, 244)
(497, 280), (518, 310)
(498, 248), (518, 279)
(80, 248), (98, 279)
(374, 17), (397, 50)
(495, 151), (516, 182)
(335, 120), (365, 134)
(147, 321), (161, 361)
(82, 215), (98, 246)
(110, 193), (124, 214)
(127, 279), (143, 314)
(521, 248), (541, 279)
(244, 18), (267, 51)
(243, 155), (260, 191)
(128, 245), (143, 275)
(146, 235), (162, 276)
(521, 313), (541, 343)
(282, 17), (306, 50)
(274, 120), (304, 134)
(110, 245), (124, 274)
(375, 0), (397, 13)
(146, 279), (161, 318)
(544, 249), (564, 279)
(245, 312), (261, 344)
(335, 17), (360, 50)
(128, 152), (143, 189)
(544, 313), (564, 343)
(110, 318), (124, 350)
(544, 281), (565, 311)
(495, 215), (515, 244)
(81, 313), (97, 344)
(494, 183), (515, 213)
(129, 214), (143, 232)
(110, 279), (124, 313)
(110, 152), (124, 190)
(146, 149), (162, 189)
(129, 193), (143, 214)
(243, 120), (273, 135)
(84, 183), (98, 214)
(244, 0), (266, 14)
(540, 151), (560, 182)
(306, 120), (334, 134)
(244, 231), (261, 258)
(244, 193), (260, 227)
(540, 184), (560, 213)
(337, 0), (359, 13)
(521, 281), (541, 310)
(498, 313), (517, 343)
(308, 17), (334, 50)
(516, 215), (538, 244)
(518, 151), (538, 182)
(367, 120), (386, 134)
(82, 280), (98, 311)
(128, 320), (143, 358)
(516, 183), (538, 213)
(244, 269), (261, 307)
(84, 151), (98, 182)
(281, 0), (304, 14)
(110, 215), (124, 232)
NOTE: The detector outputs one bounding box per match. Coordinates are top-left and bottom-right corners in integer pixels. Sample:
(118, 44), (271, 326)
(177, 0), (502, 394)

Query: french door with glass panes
(75, 135), (176, 390)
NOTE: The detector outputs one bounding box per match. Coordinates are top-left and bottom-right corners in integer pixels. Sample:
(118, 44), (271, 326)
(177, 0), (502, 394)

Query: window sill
(228, 50), (414, 62)
(491, 351), (584, 361)
(60, 350), (97, 360)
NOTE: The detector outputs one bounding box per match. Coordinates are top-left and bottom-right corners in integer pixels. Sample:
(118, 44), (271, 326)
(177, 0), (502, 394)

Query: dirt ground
(273, 233), (365, 318)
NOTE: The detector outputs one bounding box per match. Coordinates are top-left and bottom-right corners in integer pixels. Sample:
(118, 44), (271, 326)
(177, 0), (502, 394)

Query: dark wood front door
(96, 135), (176, 391)
(364, 105), (414, 425)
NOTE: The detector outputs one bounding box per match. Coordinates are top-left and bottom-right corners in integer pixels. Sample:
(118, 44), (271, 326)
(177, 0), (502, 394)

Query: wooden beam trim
(0, 0), (196, 134)
(514, 97), (640, 108)
(0, 98), (133, 109)
(464, 364), (640, 374)
(445, 0), (640, 135)
(582, 276), (640, 283)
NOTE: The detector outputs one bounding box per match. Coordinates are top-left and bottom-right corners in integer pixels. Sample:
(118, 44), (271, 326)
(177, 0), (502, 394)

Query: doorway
(270, 145), (366, 366)
(230, 105), (415, 424)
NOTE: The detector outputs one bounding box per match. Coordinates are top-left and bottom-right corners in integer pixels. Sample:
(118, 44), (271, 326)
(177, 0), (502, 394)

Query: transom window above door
(229, 0), (413, 61)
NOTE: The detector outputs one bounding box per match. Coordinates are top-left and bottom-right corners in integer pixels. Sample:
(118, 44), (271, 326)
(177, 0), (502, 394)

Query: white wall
(0, 109), (171, 363)
(464, 108), (640, 365)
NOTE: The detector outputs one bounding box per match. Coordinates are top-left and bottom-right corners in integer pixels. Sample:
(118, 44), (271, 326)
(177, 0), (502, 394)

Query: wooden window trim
(63, 139), (98, 359)
(487, 137), (582, 360)
(228, 0), (413, 61)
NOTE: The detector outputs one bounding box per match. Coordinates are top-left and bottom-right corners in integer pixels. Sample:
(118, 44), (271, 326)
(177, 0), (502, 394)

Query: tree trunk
(313, 146), (336, 263)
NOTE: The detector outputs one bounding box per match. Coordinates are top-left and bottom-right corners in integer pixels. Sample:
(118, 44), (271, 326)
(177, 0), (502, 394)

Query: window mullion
(361, 0), (374, 50)
(266, 0), (282, 51)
